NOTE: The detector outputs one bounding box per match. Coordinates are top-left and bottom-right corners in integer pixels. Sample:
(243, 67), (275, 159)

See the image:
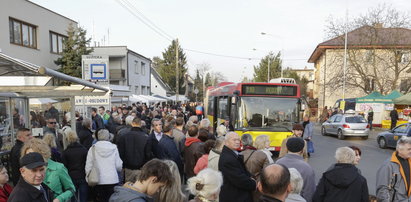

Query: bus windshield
(237, 97), (299, 132)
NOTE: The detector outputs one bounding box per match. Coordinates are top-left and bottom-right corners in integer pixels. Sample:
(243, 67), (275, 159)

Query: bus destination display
(242, 85), (297, 96)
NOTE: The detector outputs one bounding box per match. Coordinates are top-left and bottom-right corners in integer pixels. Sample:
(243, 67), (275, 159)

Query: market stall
(394, 92), (411, 123)
(355, 91), (402, 128)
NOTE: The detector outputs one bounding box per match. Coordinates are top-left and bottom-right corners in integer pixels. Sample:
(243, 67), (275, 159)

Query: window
(334, 115), (342, 123)
(401, 52), (410, 63)
(396, 51), (410, 64)
(394, 124), (408, 133)
(50, 32), (67, 54)
(400, 79), (411, 92)
(142, 86), (146, 95)
(364, 50), (374, 63)
(218, 97), (228, 119)
(141, 62), (146, 75)
(9, 18), (37, 48)
(135, 86), (140, 94)
(365, 78), (375, 92)
(135, 61), (139, 74)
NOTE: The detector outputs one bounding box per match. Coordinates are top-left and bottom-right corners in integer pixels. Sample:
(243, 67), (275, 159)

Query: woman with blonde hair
(21, 138), (75, 202)
(62, 129), (88, 202)
(154, 160), (186, 202)
(187, 168), (223, 202)
(254, 135), (274, 164)
(43, 132), (62, 162)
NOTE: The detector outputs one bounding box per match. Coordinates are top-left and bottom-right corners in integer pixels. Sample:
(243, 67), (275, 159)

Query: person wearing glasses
(43, 117), (64, 153)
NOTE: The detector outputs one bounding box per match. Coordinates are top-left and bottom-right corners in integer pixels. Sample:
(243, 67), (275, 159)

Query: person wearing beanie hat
(279, 124), (308, 159)
(276, 137), (316, 202)
(286, 137), (305, 153)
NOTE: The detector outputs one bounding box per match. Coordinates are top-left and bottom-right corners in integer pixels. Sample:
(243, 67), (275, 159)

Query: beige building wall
(314, 48), (411, 115)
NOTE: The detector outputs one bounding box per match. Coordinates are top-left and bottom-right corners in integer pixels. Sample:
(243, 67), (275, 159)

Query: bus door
(216, 96), (229, 128)
(228, 96), (238, 130)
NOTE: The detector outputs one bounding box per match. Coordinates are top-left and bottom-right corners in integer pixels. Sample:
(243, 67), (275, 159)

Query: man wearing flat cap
(8, 152), (54, 202)
(276, 137), (316, 202)
(279, 123), (309, 159)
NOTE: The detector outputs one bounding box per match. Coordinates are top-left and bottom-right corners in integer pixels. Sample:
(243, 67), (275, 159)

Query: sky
(31, 0), (411, 82)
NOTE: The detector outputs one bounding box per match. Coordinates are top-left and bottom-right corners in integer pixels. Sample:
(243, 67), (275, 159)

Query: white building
(91, 46), (151, 96)
(0, 0), (76, 70)
(151, 67), (173, 97)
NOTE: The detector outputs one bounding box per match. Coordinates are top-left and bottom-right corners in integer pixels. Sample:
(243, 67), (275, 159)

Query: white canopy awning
(29, 98), (58, 105)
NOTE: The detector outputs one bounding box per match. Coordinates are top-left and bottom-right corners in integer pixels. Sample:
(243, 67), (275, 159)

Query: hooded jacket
(376, 151), (411, 202)
(85, 141), (123, 185)
(312, 163), (368, 202)
(208, 149), (221, 171)
(109, 183), (152, 202)
(184, 137), (204, 178)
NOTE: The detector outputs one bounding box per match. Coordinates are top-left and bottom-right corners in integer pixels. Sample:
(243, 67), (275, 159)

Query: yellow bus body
(235, 130), (293, 151)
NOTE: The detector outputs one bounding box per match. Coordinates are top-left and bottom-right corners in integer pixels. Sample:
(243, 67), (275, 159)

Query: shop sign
(356, 103), (383, 112)
(385, 104), (394, 111)
(75, 94), (110, 106)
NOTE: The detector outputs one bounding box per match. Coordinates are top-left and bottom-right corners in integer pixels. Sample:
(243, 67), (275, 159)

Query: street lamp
(260, 32), (284, 78)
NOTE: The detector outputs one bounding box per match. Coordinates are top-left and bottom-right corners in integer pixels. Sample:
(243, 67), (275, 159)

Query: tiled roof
(308, 25), (411, 63)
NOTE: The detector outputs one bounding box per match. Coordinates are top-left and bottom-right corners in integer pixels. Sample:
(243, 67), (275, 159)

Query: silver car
(321, 114), (370, 140)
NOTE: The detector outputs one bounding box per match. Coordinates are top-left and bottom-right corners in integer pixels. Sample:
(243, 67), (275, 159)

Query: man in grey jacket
(276, 137), (315, 202)
(376, 136), (411, 202)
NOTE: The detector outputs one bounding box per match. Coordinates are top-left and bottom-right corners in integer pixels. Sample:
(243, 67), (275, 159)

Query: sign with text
(242, 85), (297, 96)
(82, 55), (109, 85)
(75, 94), (110, 106)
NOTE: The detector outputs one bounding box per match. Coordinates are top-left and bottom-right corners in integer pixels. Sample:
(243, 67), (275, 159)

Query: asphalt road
(305, 124), (393, 195)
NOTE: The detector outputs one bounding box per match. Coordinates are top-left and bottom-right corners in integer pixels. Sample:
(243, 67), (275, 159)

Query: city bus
(204, 78), (305, 152)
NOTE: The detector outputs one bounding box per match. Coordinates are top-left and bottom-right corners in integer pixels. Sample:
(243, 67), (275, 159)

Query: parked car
(377, 123), (411, 149)
(321, 114), (370, 140)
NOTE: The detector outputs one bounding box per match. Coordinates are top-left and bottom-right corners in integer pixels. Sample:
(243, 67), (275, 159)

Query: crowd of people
(1, 102), (411, 202)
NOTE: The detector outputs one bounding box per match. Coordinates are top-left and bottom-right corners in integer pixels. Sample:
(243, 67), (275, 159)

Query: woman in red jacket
(194, 140), (216, 175)
(0, 164), (12, 202)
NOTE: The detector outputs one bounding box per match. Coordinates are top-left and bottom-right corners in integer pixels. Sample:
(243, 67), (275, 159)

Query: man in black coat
(390, 108), (399, 129)
(149, 118), (165, 158)
(78, 118), (94, 150)
(219, 132), (256, 202)
(9, 128), (32, 185)
(367, 108), (374, 131)
(91, 107), (105, 131)
(117, 117), (152, 182)
(158, 122), (184, 175)
(8, 152), (54, 202)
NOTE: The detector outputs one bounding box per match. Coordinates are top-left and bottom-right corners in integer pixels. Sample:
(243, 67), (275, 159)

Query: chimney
(373, 23), (383, 28)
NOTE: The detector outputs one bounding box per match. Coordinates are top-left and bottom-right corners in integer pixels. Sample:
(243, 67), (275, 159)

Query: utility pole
(176, 39), (179, 103)
(267, 56), (271, 82)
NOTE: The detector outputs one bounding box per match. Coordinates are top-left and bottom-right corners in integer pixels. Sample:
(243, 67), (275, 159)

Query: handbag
(86, 145), (99, 186)
(307, 140), (314, 153)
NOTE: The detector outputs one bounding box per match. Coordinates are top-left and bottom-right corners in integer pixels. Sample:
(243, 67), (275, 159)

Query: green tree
(154, 40), (188, 93)
(253, 51), (282, 82)
(283, 69), (310, 98)
(55, 24), (92, 83)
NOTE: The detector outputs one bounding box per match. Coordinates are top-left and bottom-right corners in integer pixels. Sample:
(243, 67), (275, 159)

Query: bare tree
(324, 4), (411, 95)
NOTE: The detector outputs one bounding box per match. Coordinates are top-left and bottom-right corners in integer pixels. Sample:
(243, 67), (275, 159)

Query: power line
(115, 0), (173, 41)
(114, 0), (308, 62)
(184, 48), (259, 60)
(121, 0), (175, 40)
